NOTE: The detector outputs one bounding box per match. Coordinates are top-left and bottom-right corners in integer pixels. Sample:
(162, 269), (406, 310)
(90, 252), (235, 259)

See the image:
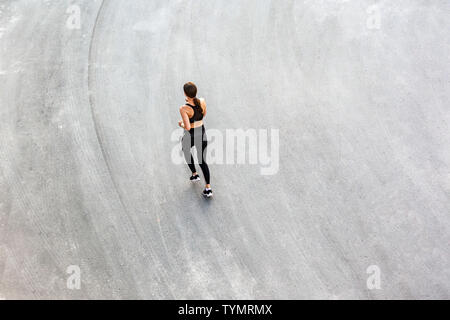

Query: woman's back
(186, 103), (204, 123)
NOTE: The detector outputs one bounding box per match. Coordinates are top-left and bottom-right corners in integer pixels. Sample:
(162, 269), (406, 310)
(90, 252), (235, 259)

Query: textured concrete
(0, 0), (450, 299)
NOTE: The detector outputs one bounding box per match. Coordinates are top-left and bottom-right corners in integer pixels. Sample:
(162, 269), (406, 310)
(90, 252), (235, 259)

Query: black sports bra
(186, 103), (204, 123)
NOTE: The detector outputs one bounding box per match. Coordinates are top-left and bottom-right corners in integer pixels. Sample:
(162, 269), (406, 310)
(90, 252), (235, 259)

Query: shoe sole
(191, 177), (201, 182)
(203, 193), (213, 198)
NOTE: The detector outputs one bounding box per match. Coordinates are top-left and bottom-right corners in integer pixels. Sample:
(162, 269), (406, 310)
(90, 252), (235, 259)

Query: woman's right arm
(200, 98), (207, 117)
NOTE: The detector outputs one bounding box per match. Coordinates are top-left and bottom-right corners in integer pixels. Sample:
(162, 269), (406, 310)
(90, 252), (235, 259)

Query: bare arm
(200, 98), (207, 117)
(179, 106), (192, 131)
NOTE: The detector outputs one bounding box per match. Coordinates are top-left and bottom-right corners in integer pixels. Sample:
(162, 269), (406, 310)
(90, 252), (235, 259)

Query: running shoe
(190, 174), (201, 182)
(203, 189), (213, 198)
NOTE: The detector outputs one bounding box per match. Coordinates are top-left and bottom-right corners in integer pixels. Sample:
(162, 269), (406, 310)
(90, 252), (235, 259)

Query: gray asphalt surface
(1, 0), (450, 299)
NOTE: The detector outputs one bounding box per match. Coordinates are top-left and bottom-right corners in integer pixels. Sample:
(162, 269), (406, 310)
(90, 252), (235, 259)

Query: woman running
(178, 82), (213, 198)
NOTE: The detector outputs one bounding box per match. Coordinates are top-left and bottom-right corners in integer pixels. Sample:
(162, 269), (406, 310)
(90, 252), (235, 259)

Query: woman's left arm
(179, 106), (191, 131)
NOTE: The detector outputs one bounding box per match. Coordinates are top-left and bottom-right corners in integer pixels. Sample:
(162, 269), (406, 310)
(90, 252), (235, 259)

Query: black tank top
(186, 103), (204, 123)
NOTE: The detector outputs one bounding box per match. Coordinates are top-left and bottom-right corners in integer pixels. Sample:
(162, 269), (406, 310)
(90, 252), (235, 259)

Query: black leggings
(182, 126), (210, 185)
